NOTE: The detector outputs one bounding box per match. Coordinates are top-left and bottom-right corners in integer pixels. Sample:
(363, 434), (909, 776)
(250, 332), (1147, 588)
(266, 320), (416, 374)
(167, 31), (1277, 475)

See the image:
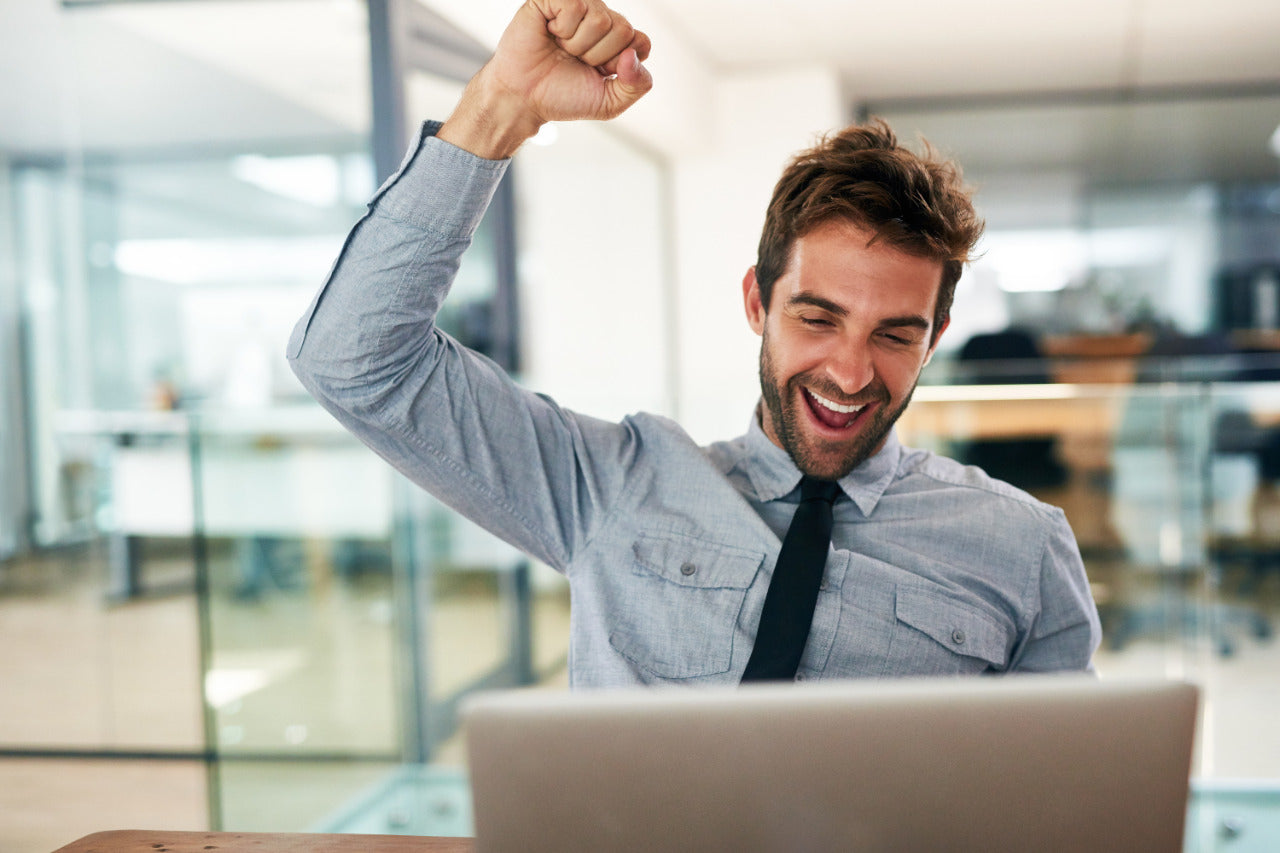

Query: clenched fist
(440, 0), (653, 160)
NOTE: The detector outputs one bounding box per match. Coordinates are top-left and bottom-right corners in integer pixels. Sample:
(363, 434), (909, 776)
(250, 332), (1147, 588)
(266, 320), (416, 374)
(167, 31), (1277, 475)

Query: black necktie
(741, 476), (841, 682)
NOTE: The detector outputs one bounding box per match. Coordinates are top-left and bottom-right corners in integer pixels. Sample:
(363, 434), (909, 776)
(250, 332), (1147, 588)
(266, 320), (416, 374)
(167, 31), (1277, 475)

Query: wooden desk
(1041, 332), (1151, 386)
(54, 830), (474, 853)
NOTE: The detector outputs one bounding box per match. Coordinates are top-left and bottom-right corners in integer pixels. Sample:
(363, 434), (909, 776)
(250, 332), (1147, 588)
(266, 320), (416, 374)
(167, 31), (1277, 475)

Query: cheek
(876, 351), (928, 393)
(766, 327), (823, 375)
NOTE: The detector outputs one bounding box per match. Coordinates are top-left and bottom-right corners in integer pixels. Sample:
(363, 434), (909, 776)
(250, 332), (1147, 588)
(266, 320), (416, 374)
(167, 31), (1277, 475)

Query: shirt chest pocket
(886, 585), (1014, 676)
(607, 533), (765, 681)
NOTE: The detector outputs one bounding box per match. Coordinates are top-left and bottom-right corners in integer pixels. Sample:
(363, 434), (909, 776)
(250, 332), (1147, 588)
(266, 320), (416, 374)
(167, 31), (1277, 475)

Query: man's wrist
(438, 66), (544, 161)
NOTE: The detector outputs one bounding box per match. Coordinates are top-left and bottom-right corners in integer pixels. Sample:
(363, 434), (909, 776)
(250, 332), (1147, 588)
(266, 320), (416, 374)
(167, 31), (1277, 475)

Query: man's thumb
(606, 48), (653, 114)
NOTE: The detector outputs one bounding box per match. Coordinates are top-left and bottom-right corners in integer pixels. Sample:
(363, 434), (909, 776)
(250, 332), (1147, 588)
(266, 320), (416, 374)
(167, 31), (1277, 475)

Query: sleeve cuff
(371, 120), (511, 237)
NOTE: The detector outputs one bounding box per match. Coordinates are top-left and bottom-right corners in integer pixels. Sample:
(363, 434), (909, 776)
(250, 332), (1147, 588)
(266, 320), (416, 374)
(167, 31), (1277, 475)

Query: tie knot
(799, 477), (841, 504)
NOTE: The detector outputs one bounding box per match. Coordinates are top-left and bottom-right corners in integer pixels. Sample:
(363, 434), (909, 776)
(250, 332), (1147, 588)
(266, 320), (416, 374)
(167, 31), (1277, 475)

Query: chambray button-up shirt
(288, 122), (1101, 688)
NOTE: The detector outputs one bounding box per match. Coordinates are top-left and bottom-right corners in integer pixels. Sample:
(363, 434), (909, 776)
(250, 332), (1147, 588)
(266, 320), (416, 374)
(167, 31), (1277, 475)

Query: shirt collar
(743, 406), (902, 516)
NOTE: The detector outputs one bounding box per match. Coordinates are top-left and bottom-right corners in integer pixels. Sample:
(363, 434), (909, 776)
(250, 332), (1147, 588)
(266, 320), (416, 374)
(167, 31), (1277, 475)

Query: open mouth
(802, 388), (870, 431)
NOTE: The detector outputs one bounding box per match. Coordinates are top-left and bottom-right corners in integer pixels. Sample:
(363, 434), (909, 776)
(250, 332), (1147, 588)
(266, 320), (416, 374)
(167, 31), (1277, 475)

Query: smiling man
(289, 0), (1101, 686)
(749, 218), (948, 482)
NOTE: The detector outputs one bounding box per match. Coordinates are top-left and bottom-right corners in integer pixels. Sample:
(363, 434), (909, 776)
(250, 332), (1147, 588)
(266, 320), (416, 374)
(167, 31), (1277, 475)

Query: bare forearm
(438, 64), (545, 161)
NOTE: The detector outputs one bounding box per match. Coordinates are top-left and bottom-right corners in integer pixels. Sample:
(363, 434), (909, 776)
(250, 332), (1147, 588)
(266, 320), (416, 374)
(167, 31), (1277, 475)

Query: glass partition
(186, 410), (483, 832)
(5, 0), (376, 761)
(0, 161), (20, 562)
(899, 371), (1280, 786)
(1, 0), (392, 843)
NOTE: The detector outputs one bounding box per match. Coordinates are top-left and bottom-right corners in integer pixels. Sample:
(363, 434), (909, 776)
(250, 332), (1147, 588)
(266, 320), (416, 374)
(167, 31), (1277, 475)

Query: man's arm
(1009, 511), (1104, 673)
(288, 1), (653, 569)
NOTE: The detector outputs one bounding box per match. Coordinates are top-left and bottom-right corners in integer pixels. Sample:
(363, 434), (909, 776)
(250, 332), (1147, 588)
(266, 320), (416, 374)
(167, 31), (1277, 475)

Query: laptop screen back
(463, 676), (1198, 853)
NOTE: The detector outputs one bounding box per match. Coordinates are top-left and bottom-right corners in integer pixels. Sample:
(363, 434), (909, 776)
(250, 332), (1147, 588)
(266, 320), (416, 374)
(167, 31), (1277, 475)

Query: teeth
(808, 390), (864, 414)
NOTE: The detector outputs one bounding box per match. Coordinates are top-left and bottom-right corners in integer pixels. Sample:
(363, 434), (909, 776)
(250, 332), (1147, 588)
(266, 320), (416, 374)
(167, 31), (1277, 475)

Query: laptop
(462, 676), (1198, 853)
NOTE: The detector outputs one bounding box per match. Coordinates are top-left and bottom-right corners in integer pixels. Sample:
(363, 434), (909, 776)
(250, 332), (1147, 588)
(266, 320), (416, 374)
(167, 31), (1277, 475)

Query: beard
(758, 330), (916, 481)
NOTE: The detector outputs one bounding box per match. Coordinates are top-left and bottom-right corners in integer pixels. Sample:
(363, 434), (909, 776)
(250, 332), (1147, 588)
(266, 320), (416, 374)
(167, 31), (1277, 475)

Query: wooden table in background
(898, 384), (1126, 445)
(53, 830), (474, 853)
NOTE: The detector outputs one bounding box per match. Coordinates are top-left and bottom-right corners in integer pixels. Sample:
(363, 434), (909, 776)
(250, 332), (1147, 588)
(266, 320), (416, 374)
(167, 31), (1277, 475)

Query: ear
(923, 317), (950, 367)
(743, 267), (766, 336)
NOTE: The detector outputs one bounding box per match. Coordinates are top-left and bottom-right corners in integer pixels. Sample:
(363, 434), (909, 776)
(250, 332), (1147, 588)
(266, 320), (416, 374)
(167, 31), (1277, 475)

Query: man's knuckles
(537, 0), (588, 40)
(559, 9), (619, 56)
(580, 22), (636, 66)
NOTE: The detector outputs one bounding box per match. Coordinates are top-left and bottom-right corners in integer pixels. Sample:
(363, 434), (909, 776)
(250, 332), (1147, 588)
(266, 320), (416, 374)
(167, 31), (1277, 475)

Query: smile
(806, 389), (865, 415)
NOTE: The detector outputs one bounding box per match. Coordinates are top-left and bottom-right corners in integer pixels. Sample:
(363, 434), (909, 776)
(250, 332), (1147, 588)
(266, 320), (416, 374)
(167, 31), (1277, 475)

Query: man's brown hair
(755, 118), (984, 341)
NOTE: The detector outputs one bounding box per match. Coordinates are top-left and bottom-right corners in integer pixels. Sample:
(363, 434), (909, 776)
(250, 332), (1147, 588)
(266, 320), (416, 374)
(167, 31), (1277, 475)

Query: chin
(789, 407), (896, 480)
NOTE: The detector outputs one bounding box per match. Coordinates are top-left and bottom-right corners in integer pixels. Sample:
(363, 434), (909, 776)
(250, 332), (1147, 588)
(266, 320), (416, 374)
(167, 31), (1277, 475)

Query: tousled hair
(755, 118), (984, 341)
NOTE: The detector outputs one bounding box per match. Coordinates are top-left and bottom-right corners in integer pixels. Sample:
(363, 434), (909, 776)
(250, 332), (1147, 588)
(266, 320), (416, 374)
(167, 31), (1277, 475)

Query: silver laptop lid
(463, 676), (1198, 853)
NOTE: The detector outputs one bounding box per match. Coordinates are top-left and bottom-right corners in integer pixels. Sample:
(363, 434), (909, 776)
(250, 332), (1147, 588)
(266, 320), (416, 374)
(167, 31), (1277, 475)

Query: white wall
(515, 121), (671, 421)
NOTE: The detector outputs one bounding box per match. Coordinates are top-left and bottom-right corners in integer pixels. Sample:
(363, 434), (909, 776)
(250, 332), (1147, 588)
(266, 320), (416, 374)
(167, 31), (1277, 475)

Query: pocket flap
(895, 585), (1011, 665)
(632, 533), (763, 590)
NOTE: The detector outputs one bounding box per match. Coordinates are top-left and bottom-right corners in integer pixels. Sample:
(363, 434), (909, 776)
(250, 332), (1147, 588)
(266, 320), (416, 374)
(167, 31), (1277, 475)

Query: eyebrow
(784, 293), (848, 317)
(880, 314), (932, 332)
(785, 293), (931, 331)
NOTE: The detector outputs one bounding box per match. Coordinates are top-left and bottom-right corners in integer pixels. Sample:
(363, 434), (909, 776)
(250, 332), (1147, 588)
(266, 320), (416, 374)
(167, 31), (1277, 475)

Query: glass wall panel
(1, 0), (396, 844)
(0, 159), (21, 561)
(898, 369), (1280, 789)
(189, 411), (404, 830)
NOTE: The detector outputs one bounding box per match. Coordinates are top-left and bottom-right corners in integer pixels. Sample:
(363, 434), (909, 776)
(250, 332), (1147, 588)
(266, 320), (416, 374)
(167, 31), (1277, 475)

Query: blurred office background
(1, 0), (1278, 850)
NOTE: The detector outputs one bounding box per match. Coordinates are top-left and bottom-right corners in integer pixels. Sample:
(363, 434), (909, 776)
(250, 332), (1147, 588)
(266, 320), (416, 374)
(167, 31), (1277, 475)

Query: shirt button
(795, 673), (806, 682)
(680, 562), (697, 576)
(819, 581), (829, 591)
(951, 629), (966, 645)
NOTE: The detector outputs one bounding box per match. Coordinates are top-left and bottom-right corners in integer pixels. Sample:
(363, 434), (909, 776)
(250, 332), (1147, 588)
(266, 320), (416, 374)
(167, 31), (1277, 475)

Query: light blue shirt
(289, 122), (1101, 688)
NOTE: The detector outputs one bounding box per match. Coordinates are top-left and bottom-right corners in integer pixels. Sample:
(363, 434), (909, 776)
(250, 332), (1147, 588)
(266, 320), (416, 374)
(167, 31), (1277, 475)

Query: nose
(823, 340), (875, 396)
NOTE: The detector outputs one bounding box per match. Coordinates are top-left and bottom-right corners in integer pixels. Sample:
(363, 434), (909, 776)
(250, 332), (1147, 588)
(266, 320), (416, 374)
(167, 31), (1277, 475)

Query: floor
(2, 540), (1278, 853)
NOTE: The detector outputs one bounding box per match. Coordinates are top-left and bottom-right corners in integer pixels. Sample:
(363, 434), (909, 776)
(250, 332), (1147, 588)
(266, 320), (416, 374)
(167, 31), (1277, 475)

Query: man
(289, 0), (1100, 686)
